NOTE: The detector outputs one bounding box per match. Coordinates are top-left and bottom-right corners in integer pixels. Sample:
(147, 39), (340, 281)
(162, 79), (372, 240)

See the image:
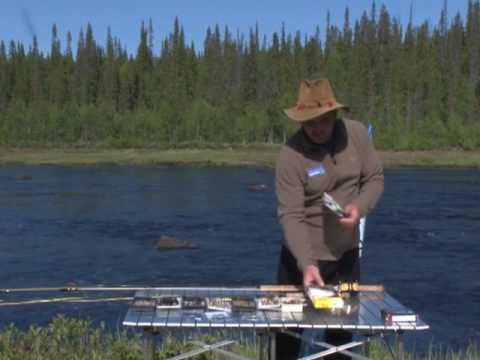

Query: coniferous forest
(1, 1), (480, 150)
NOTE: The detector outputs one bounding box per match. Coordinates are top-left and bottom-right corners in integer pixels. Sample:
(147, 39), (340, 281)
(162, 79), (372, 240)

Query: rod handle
(338, 283), (385, 292)
(258, 285), (303, 292)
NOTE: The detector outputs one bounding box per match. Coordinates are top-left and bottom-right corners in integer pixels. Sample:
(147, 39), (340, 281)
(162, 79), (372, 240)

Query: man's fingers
(340, 204), (360, 227)
(316, 274), (325, 287)
(339, 216), (355, 226)
(315, 269), (325, 287)
(303, 265), (325, 287)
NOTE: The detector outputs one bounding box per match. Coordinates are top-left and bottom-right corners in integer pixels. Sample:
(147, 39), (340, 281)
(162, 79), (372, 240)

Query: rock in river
(155, 235), (198, 251)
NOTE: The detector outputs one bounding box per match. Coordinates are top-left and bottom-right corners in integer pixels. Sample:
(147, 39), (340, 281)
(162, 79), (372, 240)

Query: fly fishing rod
(0, 296), (133, 306)
(0, 285), (294, 294)
(0, 283), (384, 294)
(0, 283), (384, 307)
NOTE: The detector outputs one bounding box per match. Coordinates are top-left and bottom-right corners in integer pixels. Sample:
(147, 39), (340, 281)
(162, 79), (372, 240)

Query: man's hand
(339, 204), (360, 228)
(303, 265), (324, 287)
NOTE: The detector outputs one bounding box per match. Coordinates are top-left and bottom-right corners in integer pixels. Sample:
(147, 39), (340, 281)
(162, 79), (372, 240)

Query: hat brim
(284, 102), (348, 122)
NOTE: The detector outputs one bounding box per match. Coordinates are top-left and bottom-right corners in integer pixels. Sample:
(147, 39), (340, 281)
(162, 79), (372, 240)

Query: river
(0, 165), (478, 349)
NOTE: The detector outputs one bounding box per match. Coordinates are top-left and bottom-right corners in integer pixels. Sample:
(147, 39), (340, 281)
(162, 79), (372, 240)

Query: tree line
(1, 0), (480, 150)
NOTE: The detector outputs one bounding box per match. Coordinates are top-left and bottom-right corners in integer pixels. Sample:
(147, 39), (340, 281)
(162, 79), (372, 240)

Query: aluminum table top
(123, 288), (429, 332)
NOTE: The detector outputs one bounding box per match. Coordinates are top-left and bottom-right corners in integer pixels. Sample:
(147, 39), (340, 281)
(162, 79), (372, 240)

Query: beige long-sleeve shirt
(275, 118), (384, 270)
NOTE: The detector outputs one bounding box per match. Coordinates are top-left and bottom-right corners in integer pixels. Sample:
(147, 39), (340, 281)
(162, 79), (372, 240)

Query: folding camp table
(122, 287), (429, 360)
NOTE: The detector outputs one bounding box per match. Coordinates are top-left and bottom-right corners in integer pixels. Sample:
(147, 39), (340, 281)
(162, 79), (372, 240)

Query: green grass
(1, 147), (480, 168)
(0, 316), (477, 360)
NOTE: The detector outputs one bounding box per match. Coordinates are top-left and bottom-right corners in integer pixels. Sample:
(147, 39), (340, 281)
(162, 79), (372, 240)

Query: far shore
(1, 147), (480, 169)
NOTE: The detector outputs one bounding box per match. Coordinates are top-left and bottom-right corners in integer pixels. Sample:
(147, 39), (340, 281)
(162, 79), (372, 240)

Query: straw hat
(284, 79), (347, 122)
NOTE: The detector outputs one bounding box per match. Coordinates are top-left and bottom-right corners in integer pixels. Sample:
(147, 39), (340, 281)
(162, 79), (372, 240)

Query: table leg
(363, 339), (370, 357)
(257, 330), (265, 360)
(395, 330), (404, 359)
(379, 331), (401, 360)
(142, 327), (158, 360)
(282, 329), (370, 360)
(267, 331), (276, 360)
(257, 330), (276, 360)
(362, 333), (372, 357)
(175, 340), (244, 360)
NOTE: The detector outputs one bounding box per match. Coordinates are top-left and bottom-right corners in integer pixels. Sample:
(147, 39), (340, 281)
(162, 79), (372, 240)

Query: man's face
(302, 110), (337, 144)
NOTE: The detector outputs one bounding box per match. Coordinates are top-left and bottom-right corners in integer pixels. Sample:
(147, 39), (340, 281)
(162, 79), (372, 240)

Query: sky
(0, 0), (470, 56)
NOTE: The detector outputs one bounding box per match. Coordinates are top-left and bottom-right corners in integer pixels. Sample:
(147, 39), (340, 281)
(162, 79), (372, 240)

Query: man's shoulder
(341, 118), (370, 144)
(341, 118), (367, 133)
(278, 131), (305, 164)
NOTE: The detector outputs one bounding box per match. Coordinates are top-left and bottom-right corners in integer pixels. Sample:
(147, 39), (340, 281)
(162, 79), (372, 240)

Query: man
(275, 79), (384, 359)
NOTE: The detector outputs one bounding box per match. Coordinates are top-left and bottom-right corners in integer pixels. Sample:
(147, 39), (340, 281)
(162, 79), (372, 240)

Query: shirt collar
(300, 122), (337, 155)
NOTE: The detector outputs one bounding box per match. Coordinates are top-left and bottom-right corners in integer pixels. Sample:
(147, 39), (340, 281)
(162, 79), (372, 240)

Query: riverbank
(1, 147), (480, 168)
(0, 316), (477, 360)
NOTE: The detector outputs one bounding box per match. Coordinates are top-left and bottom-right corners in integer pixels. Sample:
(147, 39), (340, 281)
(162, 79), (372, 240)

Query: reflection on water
(0, 165), (479, 348)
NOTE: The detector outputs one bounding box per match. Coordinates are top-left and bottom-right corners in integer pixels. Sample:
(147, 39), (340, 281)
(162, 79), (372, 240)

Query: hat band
(296, 101), (336, 111)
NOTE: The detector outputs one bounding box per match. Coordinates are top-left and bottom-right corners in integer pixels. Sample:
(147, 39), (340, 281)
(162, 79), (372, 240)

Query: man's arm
(275, 147), (318, 273)
(351, 123), (384, 217)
